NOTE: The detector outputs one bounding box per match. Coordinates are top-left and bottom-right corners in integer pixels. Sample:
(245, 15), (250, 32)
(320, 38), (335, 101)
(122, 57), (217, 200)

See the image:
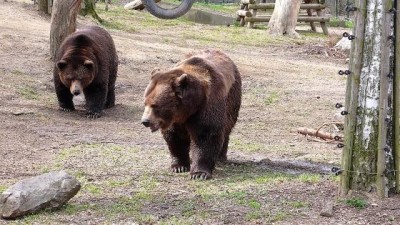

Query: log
(248, 3), (326, 10)
(297, 127), (343, 141)
(244, 16), (329, 23)
(237, 9), (252, 17)
(241, 0), (256, 4)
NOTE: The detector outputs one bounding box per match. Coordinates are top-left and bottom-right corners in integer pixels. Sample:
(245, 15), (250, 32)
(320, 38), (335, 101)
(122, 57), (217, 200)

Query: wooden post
(339, 0), (366, 196)
(376, 0), (394, 198)
(340, 0), (396, 197)
(306, 8), (316, 32)
(395, 0), (400, 193)
(316, 7), (328, 35)
(247, 8), (257, 28)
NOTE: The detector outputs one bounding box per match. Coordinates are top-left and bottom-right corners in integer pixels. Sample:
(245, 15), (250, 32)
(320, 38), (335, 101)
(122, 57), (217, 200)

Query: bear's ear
(56, 60), (67, 71)
(83, 60), (94, 70)
(151, 68), (160, 77)
(174, 74), (188, 99)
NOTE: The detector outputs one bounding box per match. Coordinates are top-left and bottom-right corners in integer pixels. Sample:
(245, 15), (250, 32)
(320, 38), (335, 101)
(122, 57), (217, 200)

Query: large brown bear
(53, 26), (118, 118)
(141, 49), (242, 180)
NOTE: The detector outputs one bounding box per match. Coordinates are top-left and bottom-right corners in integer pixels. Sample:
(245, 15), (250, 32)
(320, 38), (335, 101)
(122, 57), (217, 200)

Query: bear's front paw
(190, 172), (211, 180)
(86, 111), (102, 119)
(171, 165), (189, 173)
(59, 106), (74, 112)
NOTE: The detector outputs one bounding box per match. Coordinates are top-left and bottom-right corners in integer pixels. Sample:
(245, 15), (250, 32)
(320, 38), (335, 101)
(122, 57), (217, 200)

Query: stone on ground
(0, 171), (81, 219)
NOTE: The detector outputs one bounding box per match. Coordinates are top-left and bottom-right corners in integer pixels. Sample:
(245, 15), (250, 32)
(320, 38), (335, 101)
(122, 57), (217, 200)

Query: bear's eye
(151, 104), (158, 109)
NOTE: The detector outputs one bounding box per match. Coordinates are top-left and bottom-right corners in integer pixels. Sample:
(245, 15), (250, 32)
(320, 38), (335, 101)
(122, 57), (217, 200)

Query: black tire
(142, 0), (195, 19)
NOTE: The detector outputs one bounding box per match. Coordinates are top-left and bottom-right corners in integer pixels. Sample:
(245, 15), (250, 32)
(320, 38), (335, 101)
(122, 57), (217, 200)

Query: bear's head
(56, 57), (95, 96)
(55, 35), (97, 96)
(141, 68), (208, 132)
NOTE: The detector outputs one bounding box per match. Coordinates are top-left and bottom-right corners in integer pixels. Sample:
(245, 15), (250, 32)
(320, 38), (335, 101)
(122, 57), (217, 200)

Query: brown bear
(141, 49), (242, 180)
(53, 26), (118, 118)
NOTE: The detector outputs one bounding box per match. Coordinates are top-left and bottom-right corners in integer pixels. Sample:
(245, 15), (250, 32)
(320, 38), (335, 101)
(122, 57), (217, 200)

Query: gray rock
(320, 201), (334, 217)
(0, 171), (81, 219)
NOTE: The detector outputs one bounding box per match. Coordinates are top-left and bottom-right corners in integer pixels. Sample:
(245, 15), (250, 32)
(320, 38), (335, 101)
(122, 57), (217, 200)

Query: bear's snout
(72, 89), (81, 96)
(70, 80), (83, 96)
(141, 119), (150, 127)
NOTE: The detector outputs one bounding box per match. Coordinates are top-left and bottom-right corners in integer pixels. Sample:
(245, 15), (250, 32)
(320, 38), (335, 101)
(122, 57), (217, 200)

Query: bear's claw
(59, 107), (73, 112)
(171, 166), (189, 173)
(86, 112), (102, 119)
(190, 172), (211, 180)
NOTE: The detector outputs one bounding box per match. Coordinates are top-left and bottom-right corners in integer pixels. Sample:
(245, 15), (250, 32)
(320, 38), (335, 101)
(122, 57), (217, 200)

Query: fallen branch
(297, 126), (343, 141)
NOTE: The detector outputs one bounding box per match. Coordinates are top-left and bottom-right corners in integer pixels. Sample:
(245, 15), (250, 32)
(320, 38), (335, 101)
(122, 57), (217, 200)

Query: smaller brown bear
(141, 49), (242, 180)
(53, 26), (118, 118)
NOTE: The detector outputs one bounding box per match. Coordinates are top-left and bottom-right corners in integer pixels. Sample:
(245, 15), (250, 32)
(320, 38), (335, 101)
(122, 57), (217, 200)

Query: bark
(395, 0), (400, 194)
(49, 0), (83, 60)
(340, 0), (396, 197)
(38, 0), (48, 14)
(268, 0), (301, 38)
(81, 0), (103, 23)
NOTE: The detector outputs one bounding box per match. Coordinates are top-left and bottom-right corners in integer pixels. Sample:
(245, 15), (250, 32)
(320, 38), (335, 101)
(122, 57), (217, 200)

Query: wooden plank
(237, 10), (252, 17)
(339, 0), (367, 196)
(244, 16), (329, 23)
(241, 0), (256, 4)
(248, 3), (326, 10)
(376, 0), (393, 198)
(395, 0), (400, 194)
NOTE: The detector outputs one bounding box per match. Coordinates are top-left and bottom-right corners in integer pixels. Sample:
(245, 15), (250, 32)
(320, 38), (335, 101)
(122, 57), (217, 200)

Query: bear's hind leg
(162, 124), (190, 173)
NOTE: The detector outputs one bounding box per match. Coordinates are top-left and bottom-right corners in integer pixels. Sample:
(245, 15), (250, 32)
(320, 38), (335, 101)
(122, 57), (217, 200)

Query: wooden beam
(237, 10), (252, 17)
(248, 3), (326, 10)
(376, 0), (393, 198)
(339, 0), (367, 196)
(244, 16), (329, 23)
(395, 0), (400, 194)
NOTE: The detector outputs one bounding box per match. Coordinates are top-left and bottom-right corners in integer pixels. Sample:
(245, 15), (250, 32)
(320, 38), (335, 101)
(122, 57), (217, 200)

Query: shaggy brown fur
(141, 49), (242, 180)
(53, 26), (118, 118)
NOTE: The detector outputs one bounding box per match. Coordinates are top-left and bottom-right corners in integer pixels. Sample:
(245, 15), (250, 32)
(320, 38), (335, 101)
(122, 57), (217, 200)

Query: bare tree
(49, 0), (83, 60)
(268, 0), (301, 38)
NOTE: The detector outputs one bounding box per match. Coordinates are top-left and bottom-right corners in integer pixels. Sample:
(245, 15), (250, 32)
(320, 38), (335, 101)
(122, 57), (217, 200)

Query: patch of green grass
(229, 138), (265, 152)
(271, 211), (288, 222)
(329, 17), (354, 28)
(264, 91), (280, 105)
(288, 200), (309, 208)
(248, 199), (262, 209)
(246, 210), (262, 220)
(84, 183), (103, 195)
(346, 197), (367, 209)
(17, 85), (39, 100)
(297, 173), (321, 184)
(254, 173), (293, 184)
(11, 70), (24, 76)
(0, 185), (7, 193)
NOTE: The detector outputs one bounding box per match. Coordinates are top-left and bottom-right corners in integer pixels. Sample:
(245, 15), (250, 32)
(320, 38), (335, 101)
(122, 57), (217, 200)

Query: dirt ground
(1, 1), (400, 224)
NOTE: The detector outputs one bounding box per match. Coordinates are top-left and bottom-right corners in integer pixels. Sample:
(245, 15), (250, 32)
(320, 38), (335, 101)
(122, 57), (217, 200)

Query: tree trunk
(340, 0), (396, 198)
(49, 0), (83, 60)
(81, 0), (103, 23)
(38, 0), (48, 14)
(268, 0), (301, 38)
